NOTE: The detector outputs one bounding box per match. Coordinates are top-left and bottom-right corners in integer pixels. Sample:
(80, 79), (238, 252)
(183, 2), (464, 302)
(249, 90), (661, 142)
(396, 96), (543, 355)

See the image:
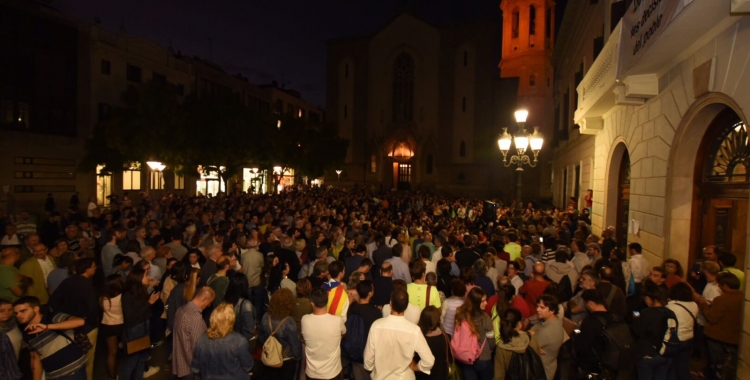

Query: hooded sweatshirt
(546, 261), (579, 294)
(494, 332), (540, 380)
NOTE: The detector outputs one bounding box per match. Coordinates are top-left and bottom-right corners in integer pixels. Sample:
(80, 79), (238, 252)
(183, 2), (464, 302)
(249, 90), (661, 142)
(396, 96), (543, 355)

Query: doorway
(397, 163), (412, 190)
(693, 108), (749, 269)
(616, 151), (631, 247)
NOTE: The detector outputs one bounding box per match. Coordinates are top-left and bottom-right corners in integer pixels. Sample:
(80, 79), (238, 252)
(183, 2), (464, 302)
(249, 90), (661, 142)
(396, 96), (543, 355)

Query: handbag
(444, 333), (463, 380)
(125, 322), (151, 355)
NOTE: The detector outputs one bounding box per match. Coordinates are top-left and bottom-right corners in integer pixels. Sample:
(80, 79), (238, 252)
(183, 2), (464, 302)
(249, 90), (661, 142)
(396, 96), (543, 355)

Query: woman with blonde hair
(347, 271), (365, 303)
(192, 304), (254, 378)
(399, 232), (412, 264)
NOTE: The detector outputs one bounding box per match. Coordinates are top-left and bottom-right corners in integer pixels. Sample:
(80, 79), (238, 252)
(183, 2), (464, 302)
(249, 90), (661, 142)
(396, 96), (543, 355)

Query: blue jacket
(192, 332), (254, 379)
(258, 314), (302, 360)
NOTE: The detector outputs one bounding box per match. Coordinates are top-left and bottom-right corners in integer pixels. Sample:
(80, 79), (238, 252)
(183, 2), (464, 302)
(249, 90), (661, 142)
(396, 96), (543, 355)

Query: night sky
(53, 0), (564, 108)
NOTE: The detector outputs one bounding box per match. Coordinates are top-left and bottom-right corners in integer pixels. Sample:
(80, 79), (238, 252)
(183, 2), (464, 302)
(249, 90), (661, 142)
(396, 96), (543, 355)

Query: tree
(256, 114), (348, 191)
(82, 81), (348, 194)
(175, 91), (260, 190)
(80, 81), (184, 174)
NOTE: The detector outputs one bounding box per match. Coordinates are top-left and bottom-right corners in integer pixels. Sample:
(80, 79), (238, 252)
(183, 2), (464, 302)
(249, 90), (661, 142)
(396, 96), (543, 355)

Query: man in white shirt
(364, 288), (434, 380)
(627, 242), (649, 284)
(507, 261), (524, 295)
(0, 224), (20, 247)
(302, 288), (346, 380)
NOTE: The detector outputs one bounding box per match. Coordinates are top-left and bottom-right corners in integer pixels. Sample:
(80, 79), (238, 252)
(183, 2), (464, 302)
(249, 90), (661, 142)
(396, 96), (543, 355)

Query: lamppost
(335, 169), (342, 182)
(497, 110), (544, 227)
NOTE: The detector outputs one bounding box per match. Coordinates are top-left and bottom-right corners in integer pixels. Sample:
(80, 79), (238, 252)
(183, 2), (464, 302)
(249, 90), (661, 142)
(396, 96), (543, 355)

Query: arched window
(530, 74), (536, 86)
(707, 120), (749, 183)
(511, 9), (520, 38)
(426, 154), (434, 174)
(370, 155), (377, 173)
(529, 6), (536, 35)
(393, 53), (414, 122)
(460, 141), (467, 157)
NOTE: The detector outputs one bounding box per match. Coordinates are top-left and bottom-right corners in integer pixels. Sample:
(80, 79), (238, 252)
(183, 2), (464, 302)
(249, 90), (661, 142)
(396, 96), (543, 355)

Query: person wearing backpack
(302, 288), (346, 380)
(452, 287), (496, 380)
(342, 280), (381, 380)
(494, 307), (541, 380)
(258, 288), (302, 378)
(631, 280), (674, 380)
(574, 289), (634, 380)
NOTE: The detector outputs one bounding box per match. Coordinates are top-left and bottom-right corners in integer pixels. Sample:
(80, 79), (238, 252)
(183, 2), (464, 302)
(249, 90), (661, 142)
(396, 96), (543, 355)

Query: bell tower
(499, 0), (555, 198)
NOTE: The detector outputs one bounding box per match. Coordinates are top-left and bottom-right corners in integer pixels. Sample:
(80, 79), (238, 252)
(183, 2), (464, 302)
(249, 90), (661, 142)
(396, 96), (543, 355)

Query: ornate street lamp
(335, 169), (342, 182)
(497, 109), (544, 226)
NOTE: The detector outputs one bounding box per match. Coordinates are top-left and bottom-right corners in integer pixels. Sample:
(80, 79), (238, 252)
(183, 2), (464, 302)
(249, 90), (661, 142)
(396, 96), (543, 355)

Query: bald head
(0, 247), (20, 265)
(192, 286), (216, 310)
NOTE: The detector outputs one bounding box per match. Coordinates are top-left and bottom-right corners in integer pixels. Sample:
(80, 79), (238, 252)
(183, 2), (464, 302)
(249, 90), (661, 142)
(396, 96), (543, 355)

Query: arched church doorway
(692, 108), (749, 269)
(605, 142), (630, 247)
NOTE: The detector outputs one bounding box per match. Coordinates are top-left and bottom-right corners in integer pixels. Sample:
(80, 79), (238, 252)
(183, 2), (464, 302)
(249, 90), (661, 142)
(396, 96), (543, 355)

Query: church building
(326, 3), (555, 199)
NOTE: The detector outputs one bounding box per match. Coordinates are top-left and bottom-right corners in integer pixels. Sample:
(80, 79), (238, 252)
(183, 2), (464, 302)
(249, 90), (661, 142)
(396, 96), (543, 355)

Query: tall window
(392, 53), (414, 122)
(123, 164), (141, 190)
(512, 9), (520, 38)
(174, 172), (185, 190)
(460, 141), (467, 157)
(530, 74), (536, 86)
(150, 171), (164, 190)
(426, 154), (434, 174)
(370, 155), (377, 173)
(529, 6), (537, 35)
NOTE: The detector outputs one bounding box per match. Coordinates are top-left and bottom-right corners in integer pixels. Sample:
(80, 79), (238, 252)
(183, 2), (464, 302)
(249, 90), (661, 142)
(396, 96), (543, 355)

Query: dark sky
(53, 0), (563, 108)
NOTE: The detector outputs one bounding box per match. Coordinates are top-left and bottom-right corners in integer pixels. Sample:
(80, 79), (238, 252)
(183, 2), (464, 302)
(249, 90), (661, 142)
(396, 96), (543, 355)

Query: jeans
(460, 359), (493, 380)
(667, 339), (692, 380)
(121, 350), (148, 380)
(706, 338), (738, 380)
(636, 355), (671, 380)
(121, 321), (151, 380)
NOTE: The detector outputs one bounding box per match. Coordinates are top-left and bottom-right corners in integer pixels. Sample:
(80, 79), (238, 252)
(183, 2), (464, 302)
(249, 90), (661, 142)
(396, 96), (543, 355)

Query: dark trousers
(705, 338), (738, 380)
(667, 339), (692, 380)
(248, 285), (267, 321)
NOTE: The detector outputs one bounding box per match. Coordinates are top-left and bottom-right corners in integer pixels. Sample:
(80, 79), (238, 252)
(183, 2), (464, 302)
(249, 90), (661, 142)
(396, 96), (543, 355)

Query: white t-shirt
(87, 202), (98, 217)
(301, 313), (346, 379)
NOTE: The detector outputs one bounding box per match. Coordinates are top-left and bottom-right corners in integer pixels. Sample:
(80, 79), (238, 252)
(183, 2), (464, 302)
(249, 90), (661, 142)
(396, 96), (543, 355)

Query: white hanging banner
(617, 0), (692, 78)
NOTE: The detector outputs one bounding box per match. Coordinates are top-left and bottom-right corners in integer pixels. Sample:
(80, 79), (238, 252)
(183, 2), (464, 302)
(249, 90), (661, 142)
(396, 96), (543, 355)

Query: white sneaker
(143, 366), (159, 378)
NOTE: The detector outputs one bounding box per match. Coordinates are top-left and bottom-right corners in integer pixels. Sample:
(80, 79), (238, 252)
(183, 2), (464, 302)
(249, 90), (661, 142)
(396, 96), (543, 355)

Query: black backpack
(507, 335), (547, 380)
(341, 313), (366, 362)
(594, 315), (635, 371)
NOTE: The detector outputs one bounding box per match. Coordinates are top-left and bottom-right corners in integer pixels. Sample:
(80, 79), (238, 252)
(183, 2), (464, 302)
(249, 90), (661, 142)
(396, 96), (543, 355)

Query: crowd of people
(0, 186), (744, 380)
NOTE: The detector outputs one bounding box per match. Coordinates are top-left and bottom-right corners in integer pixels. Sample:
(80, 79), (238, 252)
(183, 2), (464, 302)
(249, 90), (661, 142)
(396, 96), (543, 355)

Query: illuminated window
(150, 171), (164, 190)
(389, 143), (414, 158)
(174, 171), (185, 190)
(370, 155), (377, 173)
(123, 164), (141, 190)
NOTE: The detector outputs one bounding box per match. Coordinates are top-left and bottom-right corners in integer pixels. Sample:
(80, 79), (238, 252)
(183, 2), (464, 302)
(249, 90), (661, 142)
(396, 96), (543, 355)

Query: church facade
(326, 5), (555, 199)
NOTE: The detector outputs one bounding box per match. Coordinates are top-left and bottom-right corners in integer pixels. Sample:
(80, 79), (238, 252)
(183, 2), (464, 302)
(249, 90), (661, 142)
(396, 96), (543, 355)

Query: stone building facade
(552, 0), (750, 372)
